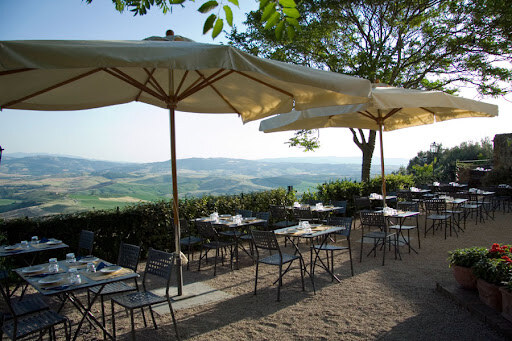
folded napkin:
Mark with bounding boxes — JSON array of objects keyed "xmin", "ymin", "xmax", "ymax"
[
  {"xmin": 95, "ymin": 262, "xmax": 107, "ymax": 271},
  {"xmin": 40, "ymin": 237, "xmax": 49, "ymax": 243}
]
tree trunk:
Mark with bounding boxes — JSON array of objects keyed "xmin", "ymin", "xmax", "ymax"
[{"xmin": 350, "ymin": 129, "xmax": 376, "ymax": 182}]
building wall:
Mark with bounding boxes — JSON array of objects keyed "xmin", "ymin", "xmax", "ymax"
[{"xmin": 493, "ymin": 133, "xmax": 512, "ymax": 171}]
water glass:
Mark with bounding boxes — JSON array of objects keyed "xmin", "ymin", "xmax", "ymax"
[
  {"xmin": 48, "ymin": 258, "xmax": 59, "ymax": 273},
  {"xmin": 68, "ymin": 268, "xmax": 81, "ymax": 284},
  {"xmin": 20, "ymin": 240, "xmax": 28, "ymax": 248},
  {"xmin": 31, "ymin": 236, "xmax": 39, "ymax": 244},
  {"xmin": 86, "ymin": 262, "xmax": 96, "ymax": 273},
  {"xmin": 66, "ymin": 253, "xmax": 76, "ymax": 263}
]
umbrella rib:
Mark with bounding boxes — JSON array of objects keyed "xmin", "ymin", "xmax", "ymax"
[
  {"xmin": 0, "ymin": 68, "xmax": 35, "ymax": 77},
  {"xmin": 358, "ymin": 110, "xmax": 377, "ymax": 121},
  {"xmin": 195, "ymin": 70, "xmax": 241, "ymax": 114},
  {"xmin": 0, "ymin": 68, "xmax": 103, "ymax": 109},
  {"xmin": 137, "ymin": 68, "xmax": 167, "ymax": 101},
  {"xmin": 383, "ymin": 108, "xmax": 402, "ymax": 120},
  {"xmin": 174, "ymin": 70, "xmax": 189, "ymax": 97},
  {"xmin": 104, "ymin": 68, "xmax": 168, "ymax": 103},
  {"xmin": 177, "ymin": 69, "xmax": 233, "ymax": 100},
  {"xmin": 234, "ymin": 70, "xmax": 294, "ymax": 98}
]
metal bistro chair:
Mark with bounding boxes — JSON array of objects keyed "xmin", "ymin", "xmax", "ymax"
[
  {"xmin": 424, "ymin": 199, "xmax": 455, "ymax": 239},
  {"xmin": 77, "ymin": 229, "xmax": 94, "ymax": 257},
  {"xmin": 111, "ymin": 248, "xmax": 180, "ymax": 341},
  {"xmin": 359, "ymin": 210, "xmax": 398, "ymax": 266},
  {"xmin": 269, "ymin": 205, "xmax": 296, "ymax": 229},
  {"xmin": 330, "ymin": 200, "xmax": 347, "ymax": 217},
  {"xmin": 251, "ymin": 230, "xmax": 305, "ymax": 301},
  {"xmin": 87, "ymin": 242, "xmax": 142, "ymax": 337},
  {"xmin": 388, "ymin": 202, "xmax": 421, "ymax": 253},
  {"xmin": 196, "ymin": 220, "xmax": 235, "ymax": 276},
  {"xmin": 239, "ymin": 211, "xmax": 270, "ymax": 258},
  {"xmin": 310, "ymin": 217, "xmax": 354, "ymax": 279},
  {"xmin": 179, "ymin": 219, "xmax": 202, "ymax": 270},
  {"xmin": 235, "ymin": 209, "xmax": 253, "ymax": 218},
  {"xmin": 0, "ymin": 273, "xmax": 70, "ymax": 341}
]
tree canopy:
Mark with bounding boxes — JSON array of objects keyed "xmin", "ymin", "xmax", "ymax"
[{"xmin": 228, "ymin": 0, "xmax": 511, "ymax": 181}]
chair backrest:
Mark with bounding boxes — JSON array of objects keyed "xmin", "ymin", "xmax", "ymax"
[
  {"xmin": 195, "ymin": 220, "xmax": 219, "ymax": 240},
  {"xmin": 255, "ymin": 211, "xmax": 270, "ymax": 229},
  {"xmin": 142, "ymin": 248, "xmax": 175, "ymax": 296},
  {"xmin": 359, "ymin": 210, "xmax": 386, "ymax": 229},
  {"xmin": 353, "ymin": 196, "xmax": 371, "ymax": 212},
  {"xmin": 294, "ymin": 206, "xmax": 313, "ymax": 220},
  {"xmin": 269, "ymin": 205, "xmax": 287, "ymax": 220},
  {"xmin": 397, "ymin": 190, "xmax": 412, "ymax": 201},
  {"xmin": 251, "ymin": 230, "xmax": 280, "ymax": 252},
  {"xmin": 331, "ymin": 200, "xmax": 347, "ymax": 214},
  {"xmin": 424, "ymin": 199, "xmax": 447, "ymax": 213},
  {"xmin": 78, "ymin": 230, "xmax": 94, "ymax": 256},
  {"xmin": 235, "ymin": 209, "xmax": 253, "ymax": 218},
  {"xmin": 327, "ymin": 216, "xmax": 353, "ymax": 237},
  {"xmin": 117, "ymin": 242, "xmax": 141, "ymax": 272},
  {"xmin": 397, "ymin": 201, "xmax": 419, "ymax": 212}
]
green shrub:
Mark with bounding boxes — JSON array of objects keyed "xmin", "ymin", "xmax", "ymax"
[
  {"xmin": 447, "ymin": 247, "xmax": 487, "ymax": 268},
  {"xmin": 473, "ymin": 258, "xmax": 511, "ymax": 285}
]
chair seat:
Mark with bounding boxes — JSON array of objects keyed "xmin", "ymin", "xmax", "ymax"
[
  {"xmin": 180, "ymin": 236, "xmax": 202, "ymax": 246},
  {"xmin": 389, "ymin": 225, "xmax": 417, "ymax": 231},
  {"xmin": 313, "ymin": 244, "xmax": 349, "ymax": 252},
  {"xmin": 11, "ymin": 296, "xmax": 49, "ymax": 316},
  {"xmin": 462, "ymin": 204, "xmax": 480, "ymax": 209},
  {"xmin": 363, "ymin": 231, "xmax": 396, "ymax": 239},
  {"xmin": 445, "ymin": 210, "xmax": 463, "ymax": 214},
  {"xmin": 239, "ymin": 234, "xmax": 253, "ymax": 240},
  {"xmin": 426, "ymin": 214, "xmax": 450, "ymax": 220},
  {"xmin": 89, "ymin": 281, "xmax": 136, "ymax": 295},
  {"xmin": 111, "ymin": 291, "xmax": 167, "ymax": 309},
  {"xmin": 2, "ymin": 310, "xmax": 67, "ymax": 339},
  {"xmin": 259, "ymin": 253, "xmax": 299, "ymax": 266}
]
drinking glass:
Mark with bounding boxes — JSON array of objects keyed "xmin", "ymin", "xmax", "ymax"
[
  {"xmin": 20, "ymin": 240, "xmax": 28, "ymax": 248},
  {"xmin": 31, "ymin": 236, "xmax": 39, "ymax": 244},
  {"xmin": 66, "ymin": 253, "xmax": 76, "ymax": 263},
  {"xmin": 48, "ymin": 258, "xmax": 59, "ymax": 273},
  {"xmin": 86, "ymin": 262, "xmax": 96, "ymax": 273},
  {"xmin": 68, "ymin": 268, "xmax": 81, "ymax": 284}
]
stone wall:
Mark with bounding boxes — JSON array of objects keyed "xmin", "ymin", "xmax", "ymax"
[{"xmin": 493, "ymin": 133, "xmax": 512, "ymax": 171}]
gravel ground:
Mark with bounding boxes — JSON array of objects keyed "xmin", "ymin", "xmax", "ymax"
[{"xmin": 13, "ymin": 210, "xmax": 512, "ymax": 340}]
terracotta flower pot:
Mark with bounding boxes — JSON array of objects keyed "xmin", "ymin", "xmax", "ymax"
[
  {"xmin": 500, "ymin": 287, "xmax": 512, "ymax": 322},
  {"xmin": 451, "ymin": 265, "xmax": 477, "ymax": 290},
  {"xmin": 477, "ymin": 278, "xmax": 502, "ymax": 311}
]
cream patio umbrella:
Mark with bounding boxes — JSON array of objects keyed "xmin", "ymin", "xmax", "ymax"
[
  {"xmin": 0, "ymin": 37, "xmax": 371, "ymax": 295},
  {"xmin": 260, "ymin": 84, "xmax": 499, "ymax": 207}
]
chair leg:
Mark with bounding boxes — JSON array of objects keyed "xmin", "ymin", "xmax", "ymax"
[
  {"xmin": 130, "ymin": 308, "xmax": 136, "ymax": 341},
  {"xmin": 149, "ymin": 306, "xmax": 158, "ymax": 330},
  {"xmin": 348, "ymin": 239, "xmax": 354, "ymax": 276},
  {"xmin": 277, "ymin": 263, "xmax": 282, "ymax": 301},
  {"xmin": 111, "ymin": 300, "xmax": 116, "ymax": 339},
  {"xmin": 359, "ymin": 231, "xmax": 364, "ymax": 262},
  {"xmin": 167, "ymin": 299, "xmax": 181, "ymax": 341},
  {"xmin": 254, "ymin": 262, "xmax": 259, "ymax": 295},
  {"xmin": 100, "ymin": 294, "xmax": 106, "ymax": 340}
]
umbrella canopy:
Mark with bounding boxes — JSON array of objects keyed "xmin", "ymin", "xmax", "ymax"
[
  {"xmin": 260, "ymin": 84, "xmax": 498, "ymax": 206},
  {"xmin": 0, "ymin": 38, "xmax": 372, "ymax": 295}
]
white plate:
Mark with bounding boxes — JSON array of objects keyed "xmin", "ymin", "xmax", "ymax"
[
  {"xmin": 22, "ymin": 266, "xmax": 45, "ymax": 274},
  {"xmin": 100, "ymin": 266, "xmax": 122, "ymax": 274},
  {"xmin": 46, "ymin": 240, "xmax": 62, "ymax": 245},
  {"xmin": 4, "ymin": 245, "xmax": 20, "ymax": 251},
  {"xmin": 220, "ymin": 214, "xmax": 231, "ymax": 218},
  {"xmin": 38, "ymin": 277, "xmax": 62, "ymax": 285},
  {"xmin": 79, "ymin": 256, "xmax": 99, "ymax": 263}
]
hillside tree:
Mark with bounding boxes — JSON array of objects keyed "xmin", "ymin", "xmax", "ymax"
[{"xmin": 228, "ymin": 0, "xmax": 511, "ymax": 182}]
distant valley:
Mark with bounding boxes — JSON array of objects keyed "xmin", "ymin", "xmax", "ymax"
[{"xmin": 0, "ymin": 155, "xmax": 405, "ymax": 219}]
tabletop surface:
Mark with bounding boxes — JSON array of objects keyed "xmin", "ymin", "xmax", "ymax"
[
  {"xmin": 15, "ymin": 258, "xmax": 137, "ymax": 295},
  {"xmin": 274, "ymin": 224, "xmax": 345, "ymax": 238},
  {"xmin": 0, "ymin": 240, "xmax": 69, "ymax": 257},
  {"xmin": 195, "ymin": 216, "xmax": 266, "ymax": 227}
]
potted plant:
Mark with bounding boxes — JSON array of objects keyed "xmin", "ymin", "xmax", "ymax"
[
  {"xmin": 447, "ymin": 247, "xmax": 487, "ymax": 290},
  {"xmin": 473, "ymin": 257, "xmax": 510, "ymax": 311},
  {"xmin": 500, "ymin": 277, "xmax": 512, "ymax": 322}
]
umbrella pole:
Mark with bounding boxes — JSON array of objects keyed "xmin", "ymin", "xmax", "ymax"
[
  {"xmin": 378, "ymin": 115, "xmax": 387, "ymax": 208},
  {"xmin": 169, "ymin": 70, "xmax": 183, "ymax": 296}
]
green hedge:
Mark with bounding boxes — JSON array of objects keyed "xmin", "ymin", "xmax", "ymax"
[{"xmin": 0, "ymin": 188, "xmax": 295, "ymax": 262}]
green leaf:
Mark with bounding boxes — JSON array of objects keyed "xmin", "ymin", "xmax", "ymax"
[
  {"xmin": 203, "ymin": 14, "xmax": 216, "ymax": 34},
  {"xmin": 198, "ymin": 1, "xmax": 219, "ymax": 13},
  {"xmin": 228, "ymin": 0, "xmax": 239, "ymax": 7},
  {"xmin": 169, "ymin": 0, "xmax": 186, "ymax": 3},
  {"xmin": 282, "ymin": 7, "xmax": 300, "ymax": 18},
  {"xmin": 264, "ymin": 12, "xmax": 280, "ymax": 29},
  {"xmin": 261, "ymin": 2, "xmax": 276, "ymax": 22},
  {"xmin": 285, "ymin": 17, "xmax": 299, "ymax": 28},
  {"xmin": 224, "ymin": 5, "xmax": 233, "ymax": 26},
  {"xmin": 275, "ymin": 21, "xmax": 285, "ymax": 40},
  {"xmin": 279, "ymin": 0, "xmax": 296, "ymax": 7},
  {"xmin": 212, "ymin": 18, "xmax": 224, "ymax": 38},
  {"xmin": 286, "ymin": 25, "xmax": 295, "ymax": 40},
  {"xmin": 259, "ymin": 0, "xmax": 270, "ymax": 10}
]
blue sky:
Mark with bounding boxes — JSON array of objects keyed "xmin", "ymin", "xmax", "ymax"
[{"xmin": 0, "ymin": 0, "xmax": 509, "ymax": 163}]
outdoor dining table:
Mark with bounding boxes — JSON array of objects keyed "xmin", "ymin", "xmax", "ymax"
[
  {"xmin": 383, "ymin": 210, "xmax": 421, "ymax": 254},
  {"xmin": 286, "ymin": 204, "xmax": 343, "ymax": 221},
  {"xmin": 194, "ymin": 215, "xmax": 266, "ymax": 268},
  {"xmin": 15, "ymin": 257, "xmax": 138, "ymax": 341},
  {"xmin": 274, "ymin": 223, "xmax": 346, "ymax": 287},
  {"xmin": 1, "ymin": 238, "xmax": 69, "ymax": 297}
]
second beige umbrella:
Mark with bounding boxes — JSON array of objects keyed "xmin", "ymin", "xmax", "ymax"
[{"xmin": 260, "ymin": 84, "xmax": 499, "ymax": 207}]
